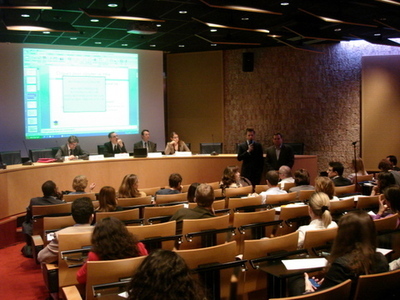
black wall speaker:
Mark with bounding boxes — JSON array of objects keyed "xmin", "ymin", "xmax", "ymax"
[{"xmin": 242, "ymin": 52, "xmax": 254, "ymax": 72}]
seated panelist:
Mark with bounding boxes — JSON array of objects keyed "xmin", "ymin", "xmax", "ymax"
[
  {"xmin": 133, "ymin": 129, "xmax": 157, "ymax": 152},
  {"xmin": 164, "ymin": 132, "xmax": 190, "ymax": 155},
  {"xmin": 55, "ymin": 135, "xmax": 89, "ymax": 160},
  {"xmin": 103, "ymin": 131, "xmax": 127, "ymax": 157}
]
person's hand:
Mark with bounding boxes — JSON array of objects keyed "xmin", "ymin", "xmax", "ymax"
[
  {"xmin": 89, "ymin": 182, "xmax": 96, "ymax": 191},
  {"xmin": 377, "ymin": 194, "xmax": 387, "ymax": 215},
  {"xmin": 248, "ymin": 143, "xmax": 254, "ymax": 152},
  {"xmin": 304, "ymin": 273, "xmax": 323, "ymax": 293},
  {"xmin": 170, "ymin": 140, "xmax": 177, "ymax": 146},
  {"xmin": 69, "ymin": 155, "xmax": 76, "ymax": 160},
  {"xmin": 117, "ymin": 139, "xmax": 124, "ymax": 147}
]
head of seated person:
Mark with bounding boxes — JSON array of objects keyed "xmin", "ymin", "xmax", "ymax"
[
  {"xmin": 71, "ymin": 175, "xmax": 88, "ymax": 193},
  {"xmin": 294, "ymin": 169, "xmax": 311, "ymax": 186},
  {"xmin": 194, "ymin": 183, "xmax": 214, "ymax": 211},
  {"xmin": 315, "ymin": 176, "xmax": 336, "ymax": 200},
  {"xmin": 72, "ymin": 197, "xmax": 94, "ymax": 224},
  {"xmin": 97, "ymin": 186, "xmax": 120, "ymax": 212},
  {"xmin": 220, "ymin": 165, "xmax": 242, "ymax": 189},
  {"xmin": 118, "ymin": 174, "xmax": 143, "ymax": 198},
  {"xmin": 266, "ymin": 170, "xmax": 280, "ymax": 188},
  {"xmin": 187, "ymin": 182, "xmax": 200, "ymax": 203}
]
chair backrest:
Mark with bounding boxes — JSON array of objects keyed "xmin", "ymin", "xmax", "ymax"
[
  {"xmin": 127, "ymin": 221, "xmax": 177, "ymax": 251},
  {"xmin": 228, "ymin": 196, "xmax": 263, "ymax": 212},
  {"xmin": 353, "ymin": 174, "xmax": 374, "ymax": 183},
  {"xmin": 267, "ymin": 192, "xmax": 297, "ymax": 206},
  {"xmin": 214, "ymin": 188, "xmax": 224, "ymax": 199},
  {"xmin": 0, "ymin": 150, "xmax": 22, "ymax": 165},
  {"xmin": 188, "ymin": 199, "xmax": 225, "ymax": 210},
  {"xmin": 31, "ymin": 202, "xmax": 72, "ymax": 236},
  {"xmin": 199, "ymin": 142, "xmax": 223, "ymax": 154},
  {"xmin": 356, "ymin": 196, "xmax": 379, "ymax": 210},
  {"xmin": 276, "ymin": 204, "xmax": 309, "ymax": 236},
  {"xmin": 298, "ymin": 190, "xmax": 315, "ymax": 201},
  {"xmin": 207, "ymin": 181, "xmax": 221, "ymax": 190},
  {"xmin": 155, "ymin": 192, "xmax": 188, "ymax": 205},
  {"xmin": 95, "ymin": 208, "xmax": 140, "ymax": 224},
  {"xmin": 334, "ymin": 184, "xmax": 356, "ymax": 196},
  {"xmin": 97, "ymin": 144, "xmax": 105, "ymax": 155},
  {"xmin": 374, "ymin": 213, "xmax": 399, "ymax": 233},
  {"xmin": 225, "ymin": 186, "xmax": 253, "ymax": 198},
  {"xmin": 352, "ymin": 268, "xmax": 400, "ymax": 300},
  {"xmin": 329, "ymin": 198, "xmax": 355, "ymax": 214},
  {"xmin": 117, "ymin": 196, "xmax": 152, "ymax": 207},
  {"xmin": 143, "ymin": 204, "xmax": 185, "ymax": 224},
  {"xmin": 302, "ymin": 227, "xmax": 338, "ymax": 255},
  {"xmin": 282, "ymin": 182, "xmax": 296, "ymax": 191},
  {"xmin": 85, "ymin": 256, "xmax": 146, "ymax": 300},
  {"xmin": 180, "ymin": 214, "xmax": 230, "ymax": 249},
  {"xmin": 29, "ymin": 148, "xmax": 54, "ymax": 162},
  {"xmin": 269, "ymin": 279, "xmax": 352, "ymax": 300},
  {"xmin": 181, "ymin": 184, "xmax": 190, "ymax": 193},
  {"xmin": 42, "ymin": 215, "xmax": 75, "ymax": 245},
  {"xmin": 139, "ymin": 186, "xmax": 162, "ymax": 196},
  {"xmin": 255, "ymin": 185, "xmax": 269, "ymax": 194},
  {"xmin": 63, "ymin": 193, "xmax": 96, "ymax": 202}
]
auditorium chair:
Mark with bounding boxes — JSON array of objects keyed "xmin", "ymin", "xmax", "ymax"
[
  {"xmin": 188, "ymin": 199, "xmax": 225, "ymax": 210},
  {"xmin": 266, "ymin": 192, "xmax": 298, "ymax": 207},
  {"xmin": 95, "ymin": 208, "xmax": 141, "ymax": 225},
  {"xmin": 0, "ymin": 150, "xmax": 22, "ymax": 165},
  {"xmin": 356, "ymin": 195, "xmax": 379, "ymax": 211},
  {"xmin": 275, "ymin": 204, "xmax": 309, "ymax": 236},
  {"xmin": 329, "ymin": 198, "xmax": 355, "ymax": 221},
  {"xmin": 199, "ymin": 142, "xmax": 223, "ymax": 154},
  {"xmin": 63, "ymin": 193, "xmax": 96, "ymax": 202},
  {"xmin": 334, "ymin": 184, "xmax": 356, "ymax": 197},
  {"xmin": 154, "ymin": 192, "xmax": 188, "ymax": 205},
  {"xmin": 255, "ymin": 184, "xmax": 269, "ymax": 194},
  {"xmin": 298, "ymin": 190, "xmax": 315, "ymax": 201},
  {"xmin": 139, "ymin": 186, "xmax": 163, "ymax": 196},
  {"xmin": 302, "ymin": 227, "xmax": 338, "ymax": 255},
  {"xmin": 143, "ymin": 204, "xmax": 185, "ymax": 224},
  {"xmin": 224, "ymin": 186, "xmax": 253, "ymax": 198},
  {"xmin": 282, "ymin": 182, "xmax": 296, "ymax": 191},
  {"xmin": 117, "ymin": 196, "xmax": 153, "ymax": 218},
  {"xmin": 29, "ymin": 148, "xmax": 54, "ymax": 162}
]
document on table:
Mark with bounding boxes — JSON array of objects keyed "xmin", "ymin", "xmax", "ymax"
[{"xmin": 282, "ymin": 258, "xmax": 327, "ymax": 270}]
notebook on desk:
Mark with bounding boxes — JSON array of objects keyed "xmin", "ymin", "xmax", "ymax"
[{"xmin": 133, "ymin": 148, "xmax": 147, "ymax": 158}]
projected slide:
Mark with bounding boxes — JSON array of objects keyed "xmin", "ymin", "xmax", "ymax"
[{"xmin": 23, "ymin": 48, "xmax": 139, "ymax": 139}]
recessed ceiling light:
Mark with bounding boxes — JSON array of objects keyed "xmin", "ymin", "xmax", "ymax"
[
  {"xmin": 281, "ymin": 2, "xmax": 290, "ymax": 6},
  {"xmin": 21, "ymin": 14, "xmax": 30, "ymax": 18},
  {"xmin": 43, "ymin": 31, "xmax": 50, "ymax": 34},
  {"xmin": 70, "ymin": 37, "xmax": 77, "ymax": 40},
  {"xmin": 334, "ymin": 28, "xmax": 342, "ymax": 32},
  {"xmin": 108, "ymin": 3, "xmax": 118, "ymax": 8},
  {"xmin": 90, "ymin": 19, "xmax": 99, "ymax": 23},
  {"xmin": 156, "ymin": 24, "xmax": 162, "ymax": 27},
  {"xmin": 121, "ymin": 43, "xmax": 128, "ymax": 46},
  {"xmin": 178, "ymin": 44, "xmax": 185, "ymax": 47},
  {"xmin": 211, "ymin": 43, "xmax": 217, "ymax": 46},
  {"xmin": 374, "ymin": 33, "xmax": 381, "ymax": 36},
  {"xmin": 95, "ymin": 41, "xmax": 102, "ymax": 44},
  {"xmin": 150, "ymin": 44, "xmax": 156, "ymax": 47},
  {"xmin": 241, "ymin": 17, "xmax": 249, "ymax": 21},
  {"xmin": 210, "ymin": 28, "xmax": 217, "ymax": 32},
  {"xmin": 179, "ymin": 10, "xmax": 187, "ymax": 14}
]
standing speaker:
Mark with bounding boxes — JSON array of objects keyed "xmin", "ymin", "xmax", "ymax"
[{"xmin": 242, "ymin": 52, "xmax": 254, "ymax": 72}]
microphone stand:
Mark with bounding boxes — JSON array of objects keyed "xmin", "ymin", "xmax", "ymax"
[{"xmin": 352, "ymin": 141, "xmax": 358, "ymax": 191}]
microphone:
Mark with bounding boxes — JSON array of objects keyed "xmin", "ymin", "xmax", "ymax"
[
  {"xmin": 352, "ymin": 141, "xmax": 358, "ymax": 146},
  {"xmin": 211, "ymin": 134, "xmax": 218, "ymax": 156},
  {"xmin": 22, "ymin": 140, "xmax": 33, "ymax": 165}
]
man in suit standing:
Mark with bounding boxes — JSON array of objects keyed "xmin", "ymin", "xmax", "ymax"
[
  {"xmin": 265, "ymin": 133, "xmax": 294, "ymax": 171},
  {"xmin": 103, "ymin": 131, "xmax": 127, "ymax": 157},
  {"xmin": 134, "ymin": 129, "xmax": 157, "ymax": 152},
  {"xmin": 237, "ymin": 128, "xmax": 264, "ymax": 186},
  {"xmin": 55, "ymin": 135, "xmax": 89, "ymax": 160}
]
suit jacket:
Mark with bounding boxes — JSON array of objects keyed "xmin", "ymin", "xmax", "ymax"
[
  {"xmin": 55, "ymin": 144, "xmax": 89, "ymax": 160},
  {"xmin": 103, "ymin": 141, "xmax": 127, "ymax": 157},
  {"xmin": 164, "ymin": 141, "xmax": 190, "ymax": 155},
  {"xmin": 332, "ymin": 176, "xmax": 352, "ymax": 187},
  {"xmin": 133, "ymin": 140, "xmax": 157, "ymax": 152},
  {"xmin": 265, "ymin": 144, "xmax": 295, "ymax": 171},
  {"xmin": 237, "ymin": 141, "xmax": 264, "ymax": 186}
]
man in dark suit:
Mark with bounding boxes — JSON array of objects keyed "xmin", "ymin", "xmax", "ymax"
[
  {"xmin": 103, "ymin": 131, "xmax": 127, "ymax": 157},
  {"xmin": 265, "ymin": 133, "xmax": 295, "ymax": 171},
  {"xmin": 237, "ymin": 128, "xmax": 264, "ymax": 186},
  {"xmin": 133, "ymin": 129, "xmax": 157, "ymax": 152},
  {"xmin": 55, "ymin": 135, "xmax": 89, "ymax": 160},
  {"xmin": 328, "ymin": 161, "xmax": 352, "ymax": 186}
]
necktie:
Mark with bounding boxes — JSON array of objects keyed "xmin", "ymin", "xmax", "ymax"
[
  {"xmin": 114, "ymin": 145, "xmax": 117, "ymax": 152},
  {"xmin": 69, "ymin": 149, "xmax": 72, "ymax": 156},
  {"xmin": 144, "ymin": 142, "xmax": 148, "ymax": 150}
]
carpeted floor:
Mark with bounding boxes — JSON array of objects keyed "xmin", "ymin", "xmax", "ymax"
[{"xmin": 0, "ymin": 242, "xmax": 48, "ymax": 299}]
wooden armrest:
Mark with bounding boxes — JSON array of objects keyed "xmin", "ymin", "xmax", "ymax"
[
  {"xmin": 32, "ymin": 234, "xmax": 44, "ymax": 247},
  {"xmin": 42, "ymin": 263, "xmax": 59, "ymax": 293},
  {"xmin": 62, "ymin": 285, "xmax": 83, "ymax": 300}
]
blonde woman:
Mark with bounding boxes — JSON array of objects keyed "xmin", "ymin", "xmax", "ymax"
[
  {"xmin": 314, "ymin": 176, "xmax": 339, "ymax": 201},
  {"xmin": 296, "ymin": 192, "xmax": 337, "ymax": 248},
  {"xmin": 347, "ymin": 158, "xmax": 368, "ymax": 183}
]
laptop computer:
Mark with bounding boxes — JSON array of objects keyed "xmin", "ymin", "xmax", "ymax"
[{"xmin": 133, "ymin": 148, "xmax": 148, "ymax": 158}]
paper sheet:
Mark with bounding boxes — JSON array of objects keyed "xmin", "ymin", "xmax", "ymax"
[{"xmin": 282, "ymin": 258, "xmax": 327, "ymax": 270}]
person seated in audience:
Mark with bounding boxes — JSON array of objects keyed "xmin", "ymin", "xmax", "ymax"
[
  {"xmin": 38, "ymin": 197, "xmax": 94, "ymax": 264},
  {"xmin": 164, "ymin": 132, "xmax": 190, "ymax": 155},
  {"xmin": 387, "ymin": 155, "xmax": 400, "ymax": 171},
  {"xmin": 68, "ymin": 175, "xmax": 96, "ymax": 194},
  {"xmin": 118, "ymin": 174, "xmax": 146, "ymax": 198},
  {"xmin": 378, "ymin": 159, "xmax": 400, "ymax": 186},
  {"xmin": 347, "ymin": 158, "xmax": 369, "ymax": 183},
  {"xmin": 298, "ymin": 210, "xmax": 388, "ymax": 295},
  {"xmin": 278, "ymin": 165, "xmax": 295, "ymax": 189},
  {"xmin": 128, "ymin": 249, "xmax": 206, "ymax": 300},
  {"xmin": 133, "ymin": 129, "xmax": 157, "ymax": 152},
  {"xmin": 96, "ymin": 186, "xmax": 122, "ymax": 212},
  {"xmin": 187, "ymin": 182, "xmax": 200, "ymax": 203},
  {"xmin": 55, "ymin": 135, "xmax": 89, "ymax": 160},
  {"xmin": 327, "ymin": 162, "xmax": 352, "ymax": 186},
  {"xmin": 372, "ymin": 185, "xmax": 400, "ymax": 228},
  {"xmin": 219, "ymin": 165, "xmax": 251, "ymax": 195},
  {"xmin": 76, "ymin": 217, "xmax": 148, "ymax": 285},
  {"xmin": 103, "ymin": 131, "xmax": 127, "ymax": 157},
  {"xmin": 314, "ymin": 176, "xmax": 339, "ymax": 201},
  {"xmin": 296, "ymin": 192, "xmax": 337, "ymax": 248},
  {"xmin": 370, "ymin": 172, "xmax": 396, "ymax": 196},
  {"xmin": 155, "ymin": 173, "xmax": 183, "ymax": 197},
  {"xmin": 259, "ymin": 170, "xmax": 287, "ymax": 204},
  {"xmin": 288, "ymin": 169, "xmax": 315, "ymax": 193}
]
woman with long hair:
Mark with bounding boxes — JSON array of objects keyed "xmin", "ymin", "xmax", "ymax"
[
  {"xmin": 219, "ymin": 165, "xmax": 251, "ymax": 191},
  {"xmin": 128, "ymin": 249, "xmax": 206, "ymax": 300},
  {"xmin": 76, "ymin": 217, "xmax": 148, "ymax": 284},
  {"xmin": 297, "ymin": 192, "xmax": 337, "ymax": 248},
  {"xmin": 347, "ymin": 158, "xmax": 368, "ymax": 183},
  {"xmin": 164, "ymin": 132, "xmax": 190, "ymax": 155},
  {"xmin": 370, "ymin": 172, "xmax": 396, "ymax": 196},
  {"xmin": 118, "ymin": 174, "xmax": 146, "ymax": 198},
  {"xmin": 373, "ymin": 185, "xmax": 400, "ymax": 228},
  {"xmin": 187, "ymin": 182, "xmax": 200, "ymax": 203},
  {"xmin": 314, "ymin": 176, "xmax": 339, "ymax": 201},
  {"xmin": 96, "ymin": 186, "xmax": 122, "ymax": 212}
]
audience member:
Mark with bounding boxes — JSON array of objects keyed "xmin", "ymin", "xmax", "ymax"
[
  {"xmin": 265, "ymin": 133, "xmax": 294, "ymax": 171},
  {"xmin": 259, "ymin": 170, "xmax": 287, "ymax": 204},
  {"xmin": 278, "ymin": 165, "xmax": 295, "ymax": 189},
  {"xmin": 327, "ymin": 162, "xmax": 352, "ymax": 186},
  {"xmin": 219, "ymin": 165, "xmax": 251, "ymax": 192},
  {"xmin": 296, "ymin": 192, "xmax": 337, "ymax": 248},
  {"xmin": 347, "ymin": 158, "xmax": 369, "ymax": 183},
  {"xmin": 55, "ymin": 135, "xmax": 88, "ymax": 160},
  {"xmin": 187, "ymin": 182, "xmax": 200, "ymax": 203},
  {"xmin": 155, "ymin": 173, "xmax": 183, "ymax": 196},
  {"xmin": 128, "ymin": 249, "xmax": 206, "ymax": 300},
  {"xmin": 103, "ymin": 131, "xmax": 127, "ymax": 157},
  {"xmin": 164, "ymin": 132, "xmax": 190, "ymax": 155},
  {"xmin": 118, "ymin": 174, "xmax": 146, "ymax": 198},
  {"xmin": 387, "ymin": 155, "xmax": 400, "ymax": 171},
  {"xmin": 69, "ymin": 175, "xmax": 96, "ymax": 194},
  {"xmin": 372, "ymin": 185, "xmax": 400, "ymax": 228},
  {"xmin": 96, "ymin": 186, "xmax": 122, "ymax": 212},
  {"xmin": 378, "ymin": 159, "xmax": 400, "ymax": 186},
  {"xmin": 314, "ymin": 176, "xmax": 339, "ymax": 201},
  {"xmin": 38, "ymin": 197, "xmax": 94, "ymax": 264},
  {"xmin": 76, "ymin": 217, "xmax": 148, "ymax": 284},
  {"xmin": 237, "ymin": 128, "xmax": 264, "ymax": 186},
  {"xmin": 289, "ymin": 169, "xmax": 315, "ymax": 193},
  {"xmin": 299, "ymin": 210, "xmax": 388, "ymax": 294},
  {"xmin": 370, "ymin": 172, "xmax": 396, "ymax": 196},
  {"xmin": 134, "ymin": 129, "xmax": 157, "ymax": 152}
]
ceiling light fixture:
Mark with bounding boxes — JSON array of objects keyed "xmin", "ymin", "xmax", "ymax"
[
  {"xmin": 376, "ymin": 0, "xmax": 400, "ymax": 5},
  {"xmin": 0, "ymin": 5, "xmax": 52, "ymax": 9},
  {"xmin": 4, "ymin": 20, "xmax": 78, "ymax": 32},
  {"xmin": 200, "ymin": 0, "xmax": 282, "ymax": 15},
  {"xmin": 193, "ymin": 17, "xmax": 270, "ymax": 33},
  {"xmin": 127, "ymin": 22, "xmax": 157, "ymax": 34}
]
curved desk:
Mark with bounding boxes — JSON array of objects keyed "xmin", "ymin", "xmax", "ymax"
[{"xmin": 0, "ymin": 154, "xmax": 317, "ymax": 219}]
